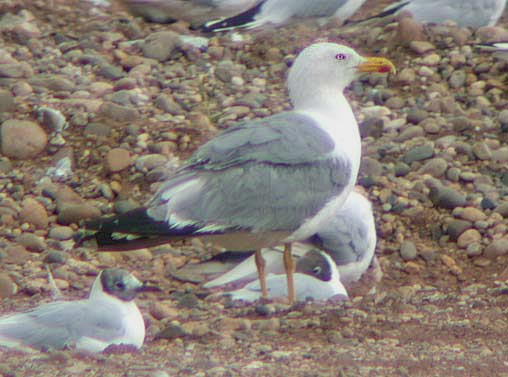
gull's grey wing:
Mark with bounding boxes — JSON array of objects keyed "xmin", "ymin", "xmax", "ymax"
[
  {"xmin": 288, "ymin": 0, "xmax": 351, "ymax": 18},
  {"xmin": 0, "ymin": 299, "xmax": 125, "ymax": 350},
  {"xmin": 147, "ymin": 111, "xmax": 351, "ymax": 234}
]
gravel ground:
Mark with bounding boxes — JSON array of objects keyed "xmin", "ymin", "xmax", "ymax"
[{"xmin": 2, "ymin": 0, "xmax": 508, "ymax": 376}]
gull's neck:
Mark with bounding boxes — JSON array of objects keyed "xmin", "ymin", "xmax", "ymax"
[
  {"xmin": 291, "ymin": 85, "xmax": 348, "ymax": 113},
  {"xmin": 292, "ymin": 88, "xmax": 361, "ymax": 163}
]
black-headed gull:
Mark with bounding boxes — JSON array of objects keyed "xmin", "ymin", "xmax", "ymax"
[{"xmin": 0, "ymin": 268, "xmax": 158, "ymax": 353}]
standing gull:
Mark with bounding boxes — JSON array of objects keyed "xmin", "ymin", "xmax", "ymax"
[
  {"xmin": 202, "ymin": 190, "xmax": 377, "ymax": 289},
  {"xmin": 200, "ymin": 0, "xmax": 367, "ymax": 32},
  {"xmin": 85, "ymin": 43, "xmax": 395, "ymax": 304},
  {"xmin": 356, "ymin": 0, "xmax": 506, "ymax": 29},
  {"xmin": 0, "ymin": 269, "xmax": 158, "ymax": 353}
]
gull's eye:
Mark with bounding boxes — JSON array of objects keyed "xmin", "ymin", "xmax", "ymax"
[
  {"xmin": 312, "ymin": 266, "xmax": 322, "ymax": 275},
  {"xmin": 335, "ymin": 53, "xmax": 347, "ymax": 61},
  {"xmin": 115, "ymin": 281, "xmax": 126, "ymax": 290}
]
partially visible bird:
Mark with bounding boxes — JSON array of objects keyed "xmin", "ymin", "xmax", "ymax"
[
  {"xmin": 0, "ymin": 268, "xmax": 158, "ymax": 353},
  {"xmin": 354, "ymin": 0, "xmax": 506, "ymax": 29},
  {"xmin": 224, "ymin": 250, "xmax": 348, "ymax": 302},
  {"xmin": 118, "ymin": 0, "xmax": 258, "ymax": 25},
  {"xmin": 203, "ymin": 190, "xmax": 377, "ymax": 288},
  {"xmin": 476, "ymin": 41, "xmax": 508, "ymax": 56},
  {"xmin": 83, "ymin": 43, "xmax": 395, "ymax": 305},
  {"xmin": 200, "ymin": 0, "xmax": 367, "ymax": 32}
]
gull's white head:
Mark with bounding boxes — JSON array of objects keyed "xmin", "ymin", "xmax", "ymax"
[{"xmin": 287, "ymin": 43, "xmax": 395, "ymax": 109}]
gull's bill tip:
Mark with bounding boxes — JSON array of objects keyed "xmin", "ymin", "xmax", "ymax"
[
  {"xmin": 357, "ymin": 57, "xmax": 396, "ymax": 75},
  {"xmin": 137, "ymin": 281, "xmax": 162, "ymax": 293}
]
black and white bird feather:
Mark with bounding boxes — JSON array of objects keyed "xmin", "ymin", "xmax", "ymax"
[{"xmin": 200, "ymin": 0, "xmax": 367, "ymax": 32}]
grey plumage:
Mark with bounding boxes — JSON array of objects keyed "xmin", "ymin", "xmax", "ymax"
[
  {"xmin": 90, "ymin": 112, "xmax": 350, "ymax": 247},
  {"xmin": 358, "ymin": 0, "xmax": 506, "ymax": 28}
]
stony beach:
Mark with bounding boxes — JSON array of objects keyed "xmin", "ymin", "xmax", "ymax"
[{"xmin": 1, "ymin": 0, "xmax": 508, "ymax": 375}]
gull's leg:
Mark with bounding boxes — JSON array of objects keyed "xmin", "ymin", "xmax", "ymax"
[
  {"xmin": 283, "ymin": 243, "xmax": 295, "ymax": 304},
  {"xmin": 255, "ymin": 249, "xmax": 268, "ymax": 299}
]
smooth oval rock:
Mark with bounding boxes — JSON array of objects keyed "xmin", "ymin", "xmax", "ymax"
[
  {"xmin": 1, "ymin": 119, "xmax": 48, "ymax": 159},
  {"xmin": 19, "ymin": 197, "xmax": 49, "ymax": 229},
  {"xmin": 484, "ymin": 239, "xmax": 508, "ymax": 258},
  {"xmin": 105, "ymin": 148, "xmax": 131, "ymax": 173}
]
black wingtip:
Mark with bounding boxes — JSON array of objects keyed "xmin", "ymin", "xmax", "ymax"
[
  {"xmin": 78, "ymin": 207, "xmax": 234, "ymax": 251},
  {"xmin": 199, "ymin": 0, "xmax": 266, "ymax": 32},
  {"xmin": 350, "ymin": 1, "xmax": 410, "ymax": 25}
]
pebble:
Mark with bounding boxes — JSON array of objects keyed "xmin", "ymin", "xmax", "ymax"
[
  {"xmin": 48, "ymin": 226, "xmax": 74, "ymax": 241},
  {"xmin": 427, "ymin": 181, "xmax": 466, "ymax": 209},
  {"xmin": 28, "ymin": 74, "xmax": 75, "ymax": 91},
  {"xmin": 155, "ymin": 94, "xmax": 184, "ymax": 115},
  {"xmin": 408, "ymin": 41, "xmax": 434, "ymax": 55},
  {"xmin": 446, "ymin": 220, "xmax": 471, "ymax": 241},
  {"xmin": 3, "ymin": 245, "xmax": 30, "ymax": 264},
  {"xmin": 466, "ymin": 243, "xmax": 483, "ymax": 257},
  {"xmin": 155, "ymin": 322, "xmax": 187, "ymax": 340},
  {"xmin": 1, "ymin": 119, "xmax": 47, "ymax": 159},
  {"xmin": 0, "ymin": 88, "xmax": 14, "ymax": 113},
  {"xmin": 400, "ymin": 241, "xmax": 418, "ymax": 261},
  {"xmin": 456, "ymin": 207, "xmax": 486, "ymax": 222},
  {"xmin": 396, "ymin": 126, "xmax": 424, "ymax": 142},
  {"xmin": 149, "ymin": 301, "xmax": 178, "ymax": 321},
  {"xmin": 105, "ymin": 148, "xmax": 131, "ymax": 173},
  {"xmin": 0, "ymin": 273, "xmax": 17, "ymax": 298},
  {"xmin": 57, "ymin": 204, "xmax": 101, "ymax": 225},
  {"xmin": 141, "ymin": 31, "xmax": 181, "ymax": 62},
  {"xmin": 471, "ymin": 142, "xmax": 492, "ymax": 161},
  {"xmin": 359, "ymin": 118, "xmax": 383, "ymax": 138},
  {"xmin": 484, "ymin": 239, "xmax": 508, "ymax": 258},
  {"xmin": 448, "ymin": 71, "xmax": 466, "ymax": 88},
  {"xmin": 99, "ymin": 102, "xmax": 139, "ymax": 122},
  {"xmin": 135, "ymin": 154, "xmax": 168, "ymax": 172},
  {"xmin": 19, "ymin": 197, "xmax": 49, "ymax": 229},
  {"xmin": 403, "ymin": 144, "xmax": 434, "ymax": 164},
  {"xmin": 17, "ymin": 232, "xmax": 46, "ymax": 252},
  {"xmin": 37, "ymin": 107, "xmax": 66, "ymax": 132},
  {"xmin": 456, "ymin": 229, "xmax": 481, "ymax": 249},
  {"xmin": 418, "ymin": 158, "xmax": 447, "ymax": 178},
  {"xmin": 44, "ymin": 250, "xmax": 66, "ymax": 264}
]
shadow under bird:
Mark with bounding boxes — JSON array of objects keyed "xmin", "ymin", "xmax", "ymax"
[
  {"xmin": 354, "ymin": 0, "xmax": 506, "ymax": 29},
  {"xmin": 200, "ymin": 0, "xmax": 367, "ymax": 32},
  {"xmin": 84, "ymin": 42, "xmax": 395, "ymax": 305},
  {"xmin": 0, "ymin": 268, "xmax": 158, "ymax": 353}
]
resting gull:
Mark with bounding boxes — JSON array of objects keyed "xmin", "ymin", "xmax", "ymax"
[
  {"xmin": 0, "ymin": 269, "xmax": 159, "ymax": 353},
  {"xmin": 200, "ymin": 0, "xmax": 367, "ymax": 32},
  {"xmin": 356, "ymin": 0, "xmax": 506, "ymax": 29},
  {"xmin": 84, "ymin": 43, "xmax": 395, "ymax": 304},
  {"xmin": 202, "ymin": 190, "xmax": 377, "ymax": 289},
  {"xmin": 224, "ymin": 250, "xmax": 348, "ymax": 302}
]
